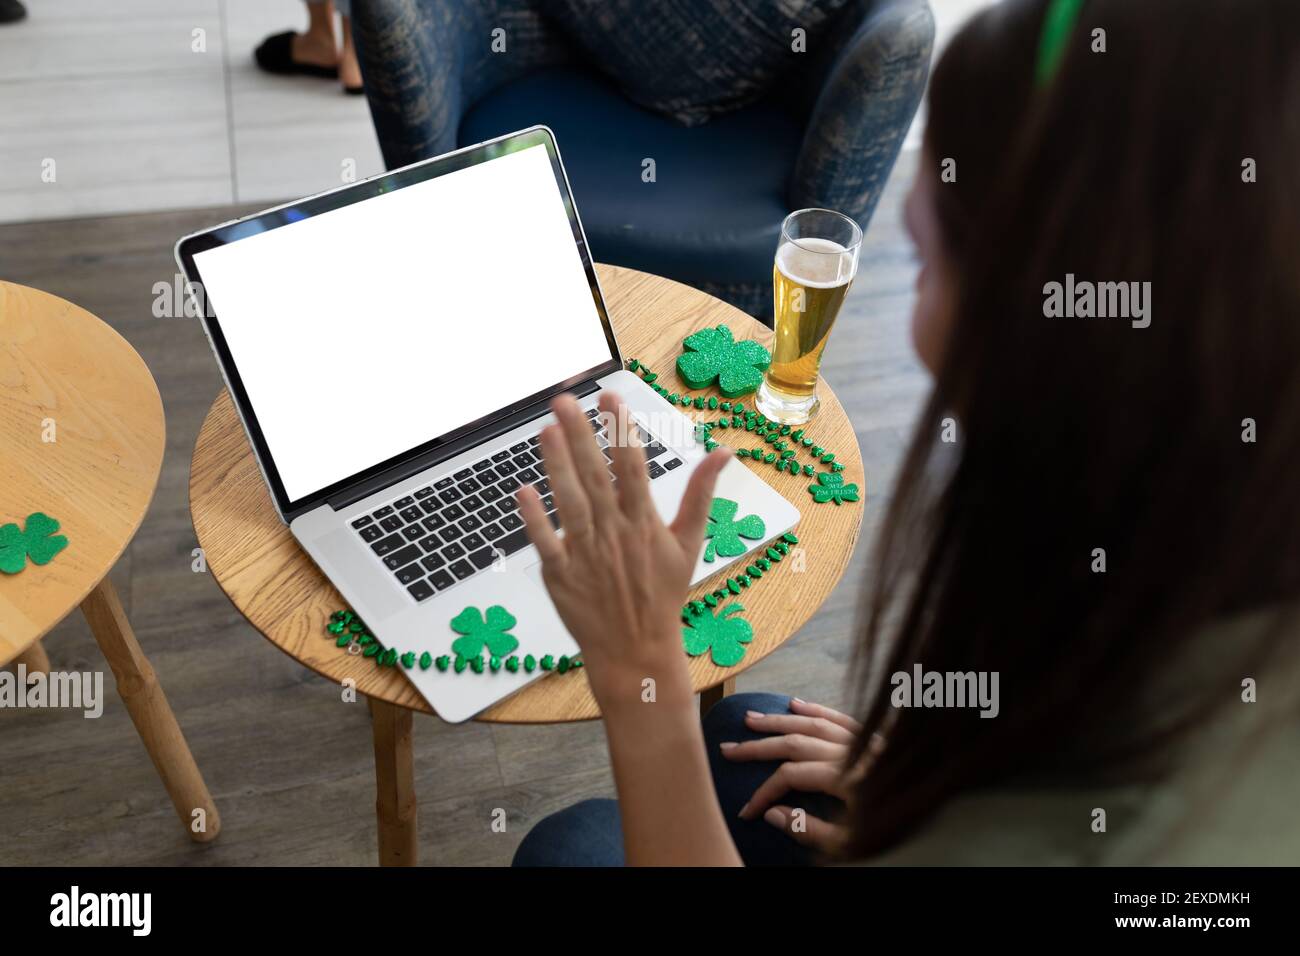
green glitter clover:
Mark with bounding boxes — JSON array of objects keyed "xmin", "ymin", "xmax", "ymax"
[
  {"xmin": 449, "ymin": 604, "xmax": 520, "ymax": 659},
  {"xmin": 703, "ymin": 497, "xmax": 766, "ymax": 563},
  {"xmin": 807, "ymin": 472, "xmax": 860, "ymax": 505},
  {"xmin": 682, "ymin": 601, "xmax": 753, "ymax": 667},
  {"xmin": 676, "ymin": 325, "xmax": 771, "ymax": 397},
  {"xmin": 0, "ymin": 512, "xmax": 69, "ymax": 575}
]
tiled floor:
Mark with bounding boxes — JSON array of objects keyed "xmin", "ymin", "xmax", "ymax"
[
  {"xmin": 0, "ymin": 0, "xmax": 995, "ymax": 225},
  {"xmin": 0, "ymin": 0, "xmax": 384, "ymax": 224}
]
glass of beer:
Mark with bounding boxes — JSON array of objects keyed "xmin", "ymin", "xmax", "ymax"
[{"xmin": 756, "ymin": 208, "xmax": 861, "ymax": 424}]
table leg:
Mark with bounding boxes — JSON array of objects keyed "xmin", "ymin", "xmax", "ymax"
[
  {"xmin": 81, "ymin": 578, "xmax": 221, "ymax": 844},
  {"xmin": 370, "ymin": 697, "xmax": 417, "ymax": 866},
  {"xmin": 700, "ymin": 678, "xmax": 736, "ymax": 719},
  {"xmin": 13, "ymin": 640, "xmax": 50, "ymax": 677}
]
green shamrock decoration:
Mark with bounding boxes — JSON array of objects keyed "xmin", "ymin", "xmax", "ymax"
[
  {"xmin": 676, "ymin": 324, "xmax": 772, "ymax": 397},
  {"xmin": 682, "ymin": 601, "xmax": 753, "ymax": 667},
  {"xmin": 807, "ymin": 472, "xmax": 860, "ymax": 505},
  {"xmin": 449, "ymin": 604, "xmax": 519, "ymax": 659},
  {"xmin": 0, "ymin": 512, "xmax": 69, "ymax": 575},
  {"xmin": 703, "ymin": 497, "xmax": 766, "ymax": 563}
]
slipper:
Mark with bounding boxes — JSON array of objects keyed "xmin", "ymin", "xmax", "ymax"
[
  {"xmin": 0, "ymin": 0, "xmax": 28, "ymax": 24},
  {"xmin": 254, "ymin": 31, "xmax": 339, "ymax": 79}
]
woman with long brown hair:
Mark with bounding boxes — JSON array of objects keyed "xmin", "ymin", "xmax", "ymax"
[{"xmin": 512, "ymin": 0, "xmax": 1300, "ymax": 865}]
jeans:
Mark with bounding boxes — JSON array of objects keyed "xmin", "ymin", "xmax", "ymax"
[{"xmin": 512, "ymin": 692, "xmax": 843, "ymax": 866}]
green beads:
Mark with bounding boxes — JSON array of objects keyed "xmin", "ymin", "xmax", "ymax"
[
  {"xmin": 470, "ymin": 655, "xmax": 485, "ymax": 673},
  {"xmin": 489, "ymin": 655, "xmax": 502, "ymax": 672},
  {"xmin": 782, "ymin": 531, "xmax": 799, "ymax": 544},
  {"xmin": 435, "ymin": 655, "xmax": 450, "ymax": 672},
  {"xmin": 708, "ymin": 396, "xmax": 719, "ymax": 410},
  {"xmin": 506, "ymin": 655, "xmax": 520, "ymax": 672},
  {"xmin": 524, "ymin": 654, "xmax": 537, "ymax": 673},
  {"xmin": 803, "ymin": 464, "xmax": 815, "ymax": 476},
  {"xmin": 540, "ymin": 654, "xmax": 555, "ymax": 671},
  {"xmin": 400, "ymin": 651, "xmax": 416, "ymax": 669}
]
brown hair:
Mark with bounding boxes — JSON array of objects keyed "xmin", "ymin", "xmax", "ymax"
[{"xmin": 843, "ymin": 0, "xmax": 1300, "ymax": 858}]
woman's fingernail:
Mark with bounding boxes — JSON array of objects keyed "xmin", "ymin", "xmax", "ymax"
[
  {"xmin": 792, "ymin": 697, "xmax": 805, "ymax": 704},
  {"xmin": 763, "ymin": 808, "xmax": 786, "ymax": 828},
  {"xmin": 719, "ymin": 741, "xmax": 738, "ymax": 751},
  {"xmin": 738, "ymin": 801, "xmax": 750, "ymax": 818},
  {"xmin": 746, "ymin": 710, "xmax": 764, "ymax": 719}
]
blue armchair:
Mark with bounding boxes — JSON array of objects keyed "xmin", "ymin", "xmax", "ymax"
[{"xmin": 352, "ymin": 0, "xmax": 933, "ymax": 322}]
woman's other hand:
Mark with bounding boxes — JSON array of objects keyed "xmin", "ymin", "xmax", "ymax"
[{"xmin": 724, "ymin": 698, "xmax": 865, "ymax": 853}]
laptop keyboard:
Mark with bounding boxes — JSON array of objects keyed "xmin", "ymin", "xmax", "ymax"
[{"xmin": 348, "ymin": 407, "xmax": 683, "ymax": 603}]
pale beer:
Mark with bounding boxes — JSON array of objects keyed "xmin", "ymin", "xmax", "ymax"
[{"xmin": 757, "ymin": 210, "xmax": 861, "ymax": 424}]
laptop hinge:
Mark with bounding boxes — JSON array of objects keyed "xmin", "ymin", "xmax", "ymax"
[{"xmin": 325, "ymin": 379, "xmax": 602, "ymax": 512}]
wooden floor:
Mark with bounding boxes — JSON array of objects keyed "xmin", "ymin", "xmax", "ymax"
[{"xmin": 0, "ymin": 151, "xmax": 927, "ymax": 866}]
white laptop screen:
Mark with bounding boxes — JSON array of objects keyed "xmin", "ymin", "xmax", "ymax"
[{"xmin": 191, "ymin": 141, "xmax": 615, "ymax": 504}]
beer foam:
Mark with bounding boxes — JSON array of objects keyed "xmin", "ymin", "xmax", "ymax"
[{"xmin": 776, "ymin": 236, "xmax": 857, "ymax": 288}]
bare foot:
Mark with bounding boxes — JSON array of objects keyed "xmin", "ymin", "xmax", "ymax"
[{"xmin": 292, "ymin": 29, "xmax": 339, "ymax": 71}]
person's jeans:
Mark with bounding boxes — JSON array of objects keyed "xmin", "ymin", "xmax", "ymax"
[{"xmin": 512, "ymin": 692, "xmax": 843, "ymax": 866}]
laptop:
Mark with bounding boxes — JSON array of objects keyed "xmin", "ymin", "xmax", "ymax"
[{"xmin": 176, "ymin": 126, "xmax": 799, "ymax": 722}]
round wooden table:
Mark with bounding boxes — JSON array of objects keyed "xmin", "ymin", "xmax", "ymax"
[
  {"xmin": 189, "ymin": 265, "xmax": 863, "ymax": 863},
  {"xmin": 1, "ymin": 281, "xmax": 219, "ymax": 844}
]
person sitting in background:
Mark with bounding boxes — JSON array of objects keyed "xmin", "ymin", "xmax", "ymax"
[{"xmin": 508, "ymin": 0, "xmax": 1300, "ymax": 865}]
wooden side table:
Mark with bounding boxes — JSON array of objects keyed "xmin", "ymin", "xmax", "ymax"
[
  {"xmin": 0, "ymin": 282, "xmax": 220, "ymax": 844},
  {"xmin": 189, "ymin": 265, "xmax": 863, "ymax": 864}
]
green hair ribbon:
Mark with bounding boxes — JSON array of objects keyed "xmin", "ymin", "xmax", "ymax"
[{"xmin": 1034, "ymin": 0, "xmax": 1085, "ymax": 88}]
